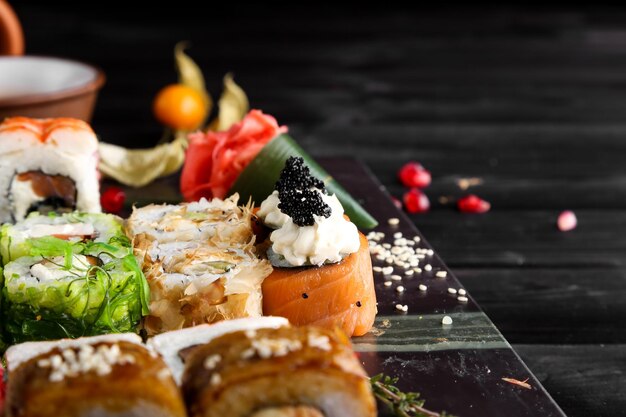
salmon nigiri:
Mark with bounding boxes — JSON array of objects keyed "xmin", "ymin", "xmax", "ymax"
[{"xmin": 256, "ymin": 157, "xmax": 377, "ymax": 337}]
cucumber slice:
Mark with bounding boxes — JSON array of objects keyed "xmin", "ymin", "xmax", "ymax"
[{"xmin": 229, "ymin": 134, "xmax": 378, "ymax": 229}]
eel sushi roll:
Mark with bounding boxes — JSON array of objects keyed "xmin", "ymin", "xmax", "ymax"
[
  {"xmin": 0, "ymin": 212, "xmax": 149, "ymax": 345},
  {"xmin": 3, "ymin": 334, "xmax": 186, "ymax": 417},
  {"xmin": 128, "ymin": 196, "xmax": 272, "ymax": 335},
  {"xmin": 0, "ymin": 117, "xmax": 101, "ymax": 224},
  {"xmin": 149, "ymin": 318, "xmax": 376, "ymax": 417}
]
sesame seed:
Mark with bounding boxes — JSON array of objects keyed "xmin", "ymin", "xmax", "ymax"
[
  {"xmin": 405, "ymin": 270, "xmax": 414, "ymax": 276},
  {"xmin": 419, "ymin": 284, "xmax": 428, "ymax": 291},
  {"xmin": 413, "ymin": 236, "xmax": 421, "ymax": 242},
  {"xmin": 447, "ymin": 288, "xmax": 457, "ymax": 294},
  {"xmin": 373, "ymin": 266, "xmax": 383, "ymax": 272},
  {"xmin": 458, "ymin": 289, "xmax": 467, "ymax": 296},
  {"xmin": 395, "ymin": 304, "xmax": 404, "ymax": 311},
  {"xmin": 384, "ymin": 281, "xmax": 392, "ymax": 287},
  {"xmin": 436, "ymin": 271, "xmax": 448, "ymax": 278},
  {"xmin": 376, "ymin": 254, "xmax": 386, "ymax": 261},
  {"xmin": 388, "ymin": 218, "xmax": 400, "ymax": 226},
  {"xmin": 414, "ymin": 268, "xmax": 423, "ymax": 273},
  {"xmin": 210, "ymin": 373, "xmax": 222, "ymax": 386},
  {"xmin": 402, "ymin": 305, "xmax": 409, "ymax": 312},
  {"xmin": 442, "ymin": 316, "xmax": 453, "ymax": 325},
  {"xmin": 427, "ymin": 249, "xmax": 434, "ymax": 256},
  {"xmin": 424, "ymin": 264, "xmax": 432, "ymax": 271},
  {"xmin": 393, "ymin": 232, "xmax": 403, "ymax": 238},
  {"xmin": 396, "ymin": 285, "xmax": 405, "ymax": 293},
  {"xmin": 382, "ymin": 266, "xmax": 394, "ymax": 275},
  {"xmin": 382, "ymin": 243, "xmax": 391, "ymax": 249},
  {"xmin": 390, "ymin": 275, "xmax": 402, "ymax": 281},
  {"xmin": 385, "ymin": 258, "xmax": 394, "ymax": 264},
  {"xmin": 458, "ymin": 296, "xmax": 469, "ymax": 303}
]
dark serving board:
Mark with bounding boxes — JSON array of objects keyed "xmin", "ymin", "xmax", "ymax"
[{"xmin": 111, "ymin": 157, "xmax": 566, "ymax": 417}]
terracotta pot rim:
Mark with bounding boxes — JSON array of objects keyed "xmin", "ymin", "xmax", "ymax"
[{"xmin": 0, "ymin": 55, "xmax": 106, "ymax": 109}]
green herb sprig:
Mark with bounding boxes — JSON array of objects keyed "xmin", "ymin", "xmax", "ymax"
[{"xmin": 371, "ymin": 374, "xmax": 455, "ymax": 417}]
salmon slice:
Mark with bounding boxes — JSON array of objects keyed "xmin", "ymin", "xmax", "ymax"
[{"xmin": 262, "ymin": 232, "xmax": 376, "ymax": 337}]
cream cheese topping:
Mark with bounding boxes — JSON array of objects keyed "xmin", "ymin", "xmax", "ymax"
[
  {"xmin": 257, "ymin": 191, "xmax": 290, "ymax": 228},
  {"xmin": 260, "ymin": 190, "xmax": 360, "ymax": 266}
]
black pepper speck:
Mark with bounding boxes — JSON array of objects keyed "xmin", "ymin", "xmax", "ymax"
[
  {"xmin": 302, "ymin": 293, "xmax": 309, "ymax": 299},
  {"xmin": 356, "ymin": 301, "xmax": 362, "ymax": 307}
]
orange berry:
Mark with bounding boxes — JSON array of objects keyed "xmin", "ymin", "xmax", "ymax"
[{"xmin": 153, "ymin": 84, "xmax": 206, "ymax": 130}]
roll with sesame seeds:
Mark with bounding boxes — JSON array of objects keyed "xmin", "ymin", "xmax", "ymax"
[
  {"xmin": 3, "ymin": 334, "xmax": 186, "ymax": 417},
  {"xmin": 180, "ymin": 324, "xmax": 376, "ymax": 417}
]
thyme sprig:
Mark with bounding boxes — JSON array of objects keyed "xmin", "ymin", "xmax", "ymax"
[{"xmin": 370, "ymin": 374, "xmax": 455, "ymax": 417}]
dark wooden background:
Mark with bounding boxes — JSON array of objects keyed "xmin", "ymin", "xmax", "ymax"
[{"xmin": 13, "ymin": 4, "xmax": 626, "ymax": 416}]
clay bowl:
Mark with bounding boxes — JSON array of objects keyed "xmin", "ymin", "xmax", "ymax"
[{"xmin": 0, "ymin": 56, "xmax": 105, "ymax": 122}]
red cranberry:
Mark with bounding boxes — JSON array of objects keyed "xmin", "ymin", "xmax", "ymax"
[
  {"xmin": 101, "ymin": 186, "xmax": 126, "ymax": 214},
  {"xmin": 398, "ymin": 162, "xmax": 431, "ymax": 188},
  {"xmin": 457, "ymin": 195, "xmax": 490, "ymax": 213},
  {"xmin": 403, "ymin": 188, "xmax": 430, "ymax": 213},
  {"xmin": 557, "ymin": 210, "xmax": 577, "ymax": 232}
]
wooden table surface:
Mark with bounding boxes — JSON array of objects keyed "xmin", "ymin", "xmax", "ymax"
[{"xmin": 14, "ymin": 4, "xmax": 626, "ymax": 416}]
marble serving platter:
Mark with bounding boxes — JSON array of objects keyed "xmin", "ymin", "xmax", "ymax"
[{"xmin": 117, "ymin": 158, "xmax": 567, "ymax": 417}]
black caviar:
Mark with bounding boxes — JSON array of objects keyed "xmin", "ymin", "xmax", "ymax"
[{"xmin": 276, "ymin": 156, "xmax": 332, "ymax": 226}]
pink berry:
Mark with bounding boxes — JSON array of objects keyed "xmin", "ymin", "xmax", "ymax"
[
  {"xmin": 457, "ymin": 195, "xmax": 490, "ymax": 213},
  {"xmin": 403, "ymin": 188, "xmax": 430, "ymax": 213},
  {"xmin": 398, "ymin": 162, "xmax": 431, "ymax": 188},
  {"xmin": 557, "ymin": 210, "xmax": 577, "ymax": 232}
]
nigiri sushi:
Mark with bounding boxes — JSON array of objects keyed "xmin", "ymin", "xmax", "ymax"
[
  {"xmin": 256, "ymin": 157, "xmax": 377, "ymax": 336},
  {"xmin": 0, "ymin": 117, "xmax": 101, "ymax": 224}
]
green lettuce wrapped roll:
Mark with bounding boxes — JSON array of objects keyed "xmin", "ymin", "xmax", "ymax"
[
  {"xmin": 0, "ymin": 212, "xmax": 126, "ymax": 265},
  {"xmin": 0, "ymin": 213, "xmax": 149, "ymax": 346}
]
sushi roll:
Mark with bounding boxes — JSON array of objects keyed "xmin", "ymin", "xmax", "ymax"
[
  {"xmin": 147, "ymin": 316, "xmax": 289, "ymax": 383},
  {"xmin": 3, "ymin": 334, "xmax": 186, "ymax": 417},
  {"xmin": 0, "ymin": 213, "xmax": 149, "ymax": 345},
  {"xmin": 128, "ymin": 196, "xmax": 272, "ymax": 335},
  {"xmin": 256, "ymin": 157, "xmax": 377, "ymax": 337},
  {"xmin": 126, "ymin": 195, "xmax": 253, "ymax": 244},
  {"xmin": 169, "ymin": 319, "xmax": 376, "ymax": 417},
  {"xmin": 0, "ymin": 212, "xmax": 126, "ymax": 265},
  {"xmin": 0, "ymin": 117, "xmax": 101, "ymax": 224}
]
